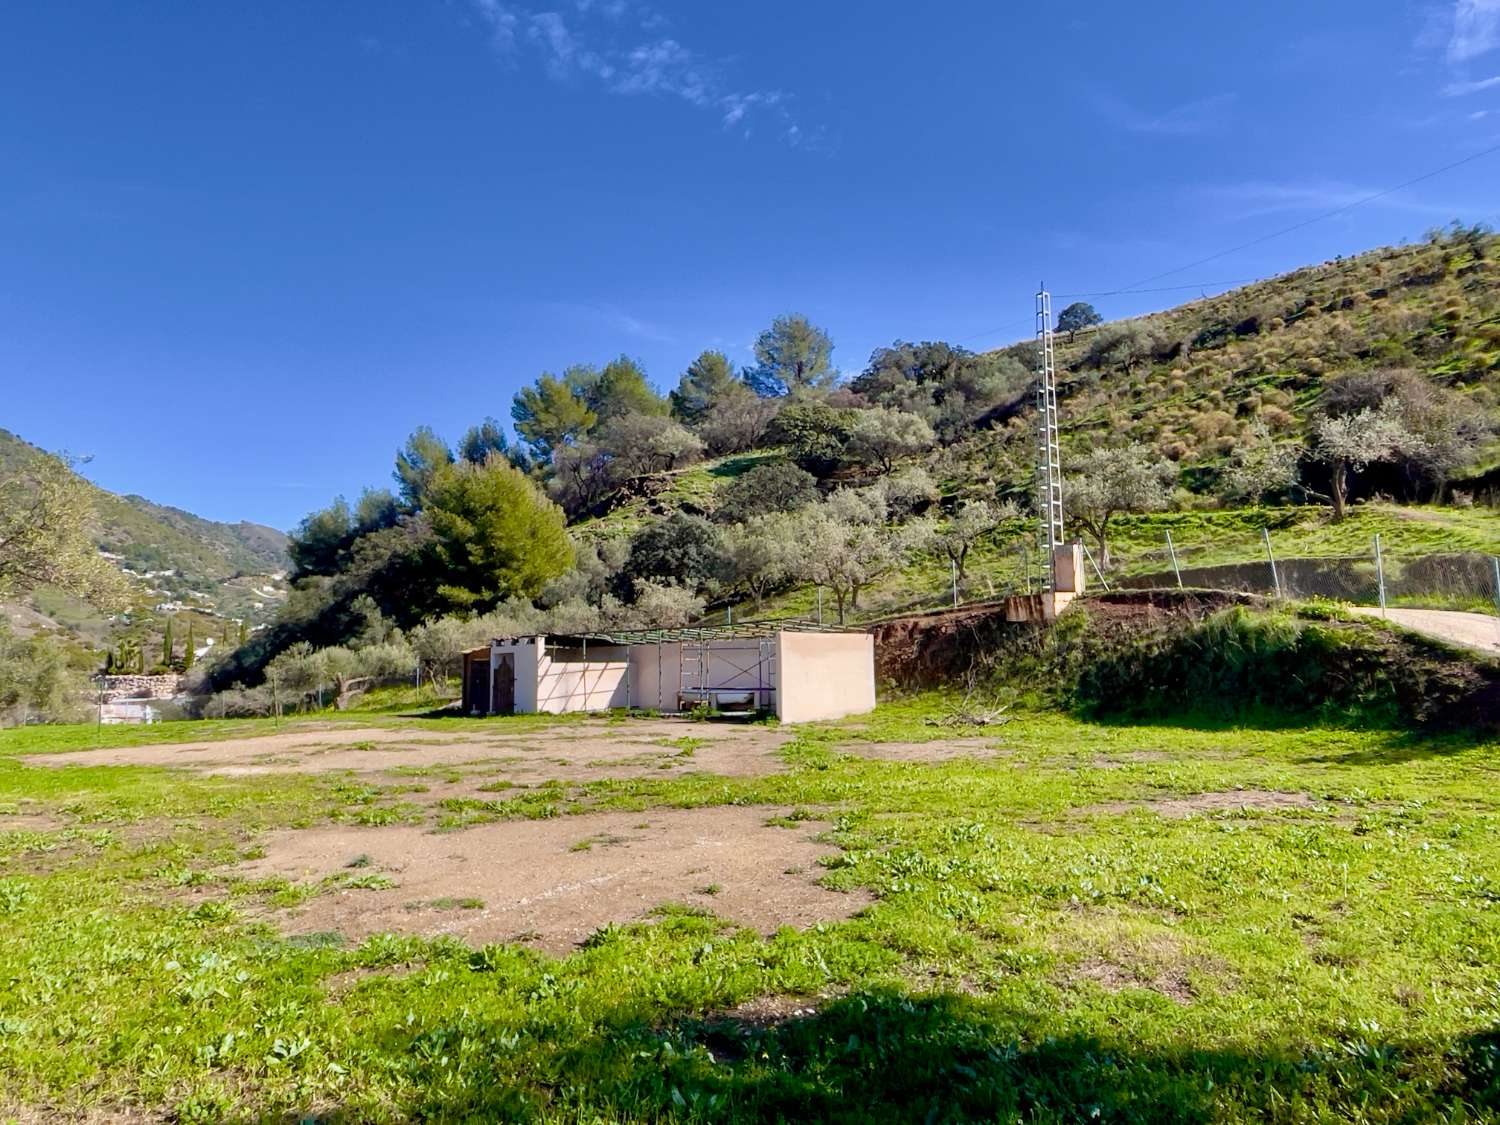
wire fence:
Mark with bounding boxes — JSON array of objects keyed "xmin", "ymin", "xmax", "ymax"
[
  {"xmin": 1112, "ymin": 535, "xmax": 1500, "ymax": 617},
  {"xmin": 774, "ymin": 529, "xmax": 1500, "ymax": 630}
]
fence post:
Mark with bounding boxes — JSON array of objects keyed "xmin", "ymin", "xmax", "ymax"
[
  {"xmin": 1374, "ymin": 534, "xmax": 1387, "ymax": 616},
  {"xmin": 1081, "ymin": 543, "xmax": 1111, "ymax": 591},
  {"xmin": 1262, "ymin": 528, "xmax": 1282, "ymax": 599},
  {"xmin": 1165, "ymin": 530, "xmax": 1183, "ymax": 589}
]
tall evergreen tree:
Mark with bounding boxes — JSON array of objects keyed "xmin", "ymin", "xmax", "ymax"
[
  {"xmin": 745, "ymin": 314, "xmax": 836, "ymax": 396},
  {"xmin": 161, "ymin": 620, "xmax": 173, "ymax": 668},
  {"xmin": 182, "ymin": 624, "xmax": 195, "ymax": 672}
]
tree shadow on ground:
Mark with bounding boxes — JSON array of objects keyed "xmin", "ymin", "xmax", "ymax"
[
  {"xmin": 398, "ymin": 989, "xmax": 1500, "ymax": 1123},
  {"xmin": 1290, "ymin": 725, "xmax": 1497, "ymax": 766}
]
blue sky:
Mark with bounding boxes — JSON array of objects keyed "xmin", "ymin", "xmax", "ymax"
[{"xmin": 3, "ymin": 0, "xmax": 1499, "ymax": 530}]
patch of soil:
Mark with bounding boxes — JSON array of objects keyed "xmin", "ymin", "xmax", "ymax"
[
  {"xmin": 23, "ymin": 719, "xmax": 793, "ymax": 785},
  {"xmin": 233, "ymin": 807, "xmax": 870, "ymax": 954},
  {"xmin": 1091, "ymin": 751, "xmax": 1173, "ymax": 769},
  {"xmin": 835, "ymin": 738, "xmax": 1010, "ymax": 764},
  {"xmin": 1079, "ymin": 789, "xmax": 1318, "ymax": 818},
  {"xmin": 1072, "ymin": 956, "xmax": 1195, "ymax": 1003},
  {"xmin": 717, "ymin": 993, "xmax": 828, "ymax": 1026},
  {"xmin": 0, "ymin": 813, "xmax": 64, "ymax": 833}
]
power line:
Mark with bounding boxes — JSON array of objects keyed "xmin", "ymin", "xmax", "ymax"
[
  {"xmin": 1111, "ymin": 138, "xmax": 1500, "ymax": 292},
  {"xmin": 956, "ymin": 138, "xmax": 1500, "ymax": 347},
  {"xmin": 1052, "ymin": 278, "xmax": 1262, "ymax": 298}
]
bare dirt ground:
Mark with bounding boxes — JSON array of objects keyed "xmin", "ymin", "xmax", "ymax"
[
  {"xmin": 22, "ymin": 718, "xmax": 793, "ymax": 785},
  {"xmin": 1348, "ymin": 606, "xmax": 1500, "ymax": 656},
  {"xmin": 834, "ymin": 737, "xmax": 1008, "ymax": 764},
  {"xmin": 1079, "ymin": 789, "xmax": 1318, "ymax": 818},
  {"xmin": 235, "ymin": 807, "xmax": 869, "ymax": 953}
]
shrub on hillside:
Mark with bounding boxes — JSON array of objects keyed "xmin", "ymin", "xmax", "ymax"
[{"xmin": 713, "ymin": 461, "xmax": 818, "ymax": 524}]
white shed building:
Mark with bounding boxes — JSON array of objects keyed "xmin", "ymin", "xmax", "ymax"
[{"xmin": 460, "ymin": 623, "xmax": 875, "ymax": 724}]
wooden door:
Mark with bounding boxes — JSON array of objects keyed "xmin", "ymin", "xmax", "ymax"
[
  {"xmin": 466, "ymin": 655, "xmax": 490, "ymax": 714},
  {"xmin": 492, "ymin": 653, "xmax": 516, "ymax": 716}
]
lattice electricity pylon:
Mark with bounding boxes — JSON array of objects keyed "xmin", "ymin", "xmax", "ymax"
[{"xmin": 1035, "ymin": 288, "xmax": 1064, "ymax": 572}]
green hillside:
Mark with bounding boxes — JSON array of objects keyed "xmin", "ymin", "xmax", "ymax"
[
  {"xmin": 986, "ymin": 227, "xmax": 1500, "ymax": 488},
  {"xmin": 0, "ymin": 429, "xmax": 290, "ymax": 664},
  {"xmin": 0, "ymin": 429, "xmax": 288, "ymax": 583}
]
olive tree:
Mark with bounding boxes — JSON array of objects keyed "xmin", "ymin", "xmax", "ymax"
[
  {"xmin": 791, "ymin": 506, "xmax": 933, "ymax": 624},
  {"xmin": 1065, "ymin": 445, "xmax": 1177, "ymax": 567},
  {"xmin": 722, "ymin": 513, "xmax": 796, "ymax": 612},
  {"xmin": 844, "ymin": 407, "xmax": 937, "ymax": 474},
  {"xmin": 934, "ymin": 500, "xmax": 1001, "ymax": 582},
  {"xmin": 0, "ymin": 451, "xmax": 128, "ymax": 609},
  {"xmin": 1219, "ymin": 422, "xmax": 1302, "ymax": 505},
  {"xmin": 1312, "ymin": 403, "xmax": 1416, "ymax": 521}
]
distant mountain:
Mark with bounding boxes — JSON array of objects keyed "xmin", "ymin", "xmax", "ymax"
[{"xmin": 0, "ymin": 429, "xmax": 291, "ymax": 648}]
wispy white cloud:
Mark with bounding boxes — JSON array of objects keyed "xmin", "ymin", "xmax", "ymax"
[
  {"xmin": 545, "ymin": 301, "xmax": 675, "ymax": 342},
  {"xmin": 467, "ymin": 2, "xmax": 812, "ymax": 144},
  {"xmin": 1443, "ymin": 72, "xmax": 1500, "ymax": 94},
  {"xmin": 1201, "ymin": 180, "xmax": 1470, "ymax": 220},
  {"xmin": 1090, "ymin": 90, "xmax": 1235, "ymax": 136},
  {"xmin": 1448, "ymin": 0, "xmax": 1500, "ymax": 61}
]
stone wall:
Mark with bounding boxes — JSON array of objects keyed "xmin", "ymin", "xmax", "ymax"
[{"xmin": 97, "ymin": 674, "xmax": 183, "ymax": 702}]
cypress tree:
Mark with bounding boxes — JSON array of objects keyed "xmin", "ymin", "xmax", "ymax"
[
  {"xmin": 238, "ymin": 620, "xmax": 248, "ymax": 646},
  {"xmin": 162, "ymin": 620, "xmax": 174, "ymax": 668},
  {"xmin": 182, "ymin": 624, "xmax": 195, "ymax": 672}
]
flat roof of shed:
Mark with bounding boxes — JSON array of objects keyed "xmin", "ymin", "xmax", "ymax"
[{"xmin": 493, "ymin": 618, "xmax": 864, "ymax": 648}]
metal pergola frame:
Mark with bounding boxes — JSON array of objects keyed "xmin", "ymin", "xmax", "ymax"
[{"xmin": 490, "ymin": 617, "xmax": 862, "ymax": 649}]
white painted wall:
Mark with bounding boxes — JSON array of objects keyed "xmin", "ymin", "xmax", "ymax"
[{"xmin": 775, "ymin": 632, "xmax": 876, "ymax": 723}]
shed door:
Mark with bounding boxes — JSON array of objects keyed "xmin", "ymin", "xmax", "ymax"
[
  {"xmin": 492, "ymin": 653, "xmax": 515, "ymax": 716},
  {"xmin": 466, "ymin": 656, "xmax": 491, "ymax": 715}
]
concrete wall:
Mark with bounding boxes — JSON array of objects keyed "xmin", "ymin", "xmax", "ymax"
[
  {"xmin": 534, "ymin": 642, "xmax": 630, "ymax": 713},
  {"xmin": 775, "ymin": 632, "xmax": 876, "ymax": 723}
]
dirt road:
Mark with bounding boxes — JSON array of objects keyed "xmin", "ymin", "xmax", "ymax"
[{"xmin": 1349, "ymin": 607, "xmax": 1500, "ymax": 656}]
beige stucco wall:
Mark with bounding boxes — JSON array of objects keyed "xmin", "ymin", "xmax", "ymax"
[
  {"xmin": 534, "ymin": 642, "xmax": 630, "ymax": 713},
  {"xmin": 774, "ymin": 632, "xmax": 876, "ymax": 723}
]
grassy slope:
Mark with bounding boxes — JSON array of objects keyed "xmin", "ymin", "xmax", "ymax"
[{"xmin": 1, "ymin": 700, "xmax": 1497, "ymax": 1119}]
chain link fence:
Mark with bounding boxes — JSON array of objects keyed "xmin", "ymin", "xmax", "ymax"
[
  {"xmin": 795, "ymin": 527, "xmax": 1500, "ymax": 630},
  {"xmin": 1112, "ymin": 533, "xmax": 1500, "ymax": 617}
]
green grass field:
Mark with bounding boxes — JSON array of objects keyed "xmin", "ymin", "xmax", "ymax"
[{"xmin": 2, "ymin": 696, "xmax": 1498, "ymax": 1122}]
